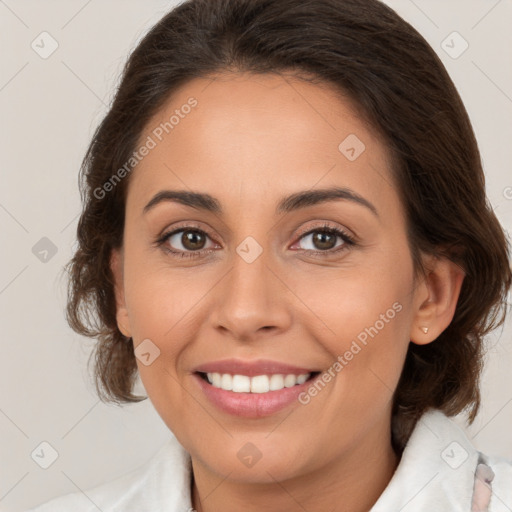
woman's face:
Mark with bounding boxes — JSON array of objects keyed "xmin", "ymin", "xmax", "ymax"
[{"xmin": 112, "ymin": 72, "xmax": 433, "ymax": 483}]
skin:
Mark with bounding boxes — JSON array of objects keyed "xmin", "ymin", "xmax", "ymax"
[{"xmin": 110, "ymin": 72, "xmax": 465, "ymax": 512}]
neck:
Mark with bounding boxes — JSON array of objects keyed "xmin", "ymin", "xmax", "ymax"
[{"xmin": 190, "ymin": 420, "xmax": 400, "ymax": 512}]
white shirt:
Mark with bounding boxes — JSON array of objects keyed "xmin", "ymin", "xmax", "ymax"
[{"xmin": 26, "ymin": 408, "xmax": 512, "ymax": 511}]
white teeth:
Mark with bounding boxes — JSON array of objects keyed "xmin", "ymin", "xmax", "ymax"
[
  {"xmin": 269, "ymin": 374, "xmax": 284, "ymax": 391},
  {"xmin": 297, "ymin": 374, "xmax": 308, "ymax": 385},
  {"xmin": 212, "ymin": 372, "xmax": 222, "ymax": 388},
  {"xmin": 232, "ymin": 374, "xmax": 251, "ymax": 392},
  {"xmin": 284, "ymin": 374, "xmax": 297, "ymax": 387},
  {"xmin": 205, "ymin": 372, "xmax": 311, "ymax": 393},
  {"xmin": 220, "ymin": 373, "xmax": 233, "ymax": 391},
  {"xmin": 251, "ymin": 375, "xmax": 270, "ymax": 393}
]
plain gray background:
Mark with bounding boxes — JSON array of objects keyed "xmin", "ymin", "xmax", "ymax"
[{"xmin": 1, "ymin": 1, "xmax": 511, "ymax": 510}]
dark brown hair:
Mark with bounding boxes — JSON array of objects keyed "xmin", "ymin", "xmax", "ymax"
[{"xmin": 65, "ymin": 0, "xmax": 512, "ymax": 450}]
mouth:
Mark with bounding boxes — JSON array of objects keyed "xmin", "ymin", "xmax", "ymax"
[
  {"xmin": 196, "ymin": 371, "xmax": 321, "ymax": 393},
  {"xmin": 193, "ymin": 368, "xmax": 323, "ymax": 418}
]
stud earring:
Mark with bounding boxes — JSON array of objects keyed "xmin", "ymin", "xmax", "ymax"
[{"xmin": 421, "ymin": 327, "xmax": 429, "ymax": 334}]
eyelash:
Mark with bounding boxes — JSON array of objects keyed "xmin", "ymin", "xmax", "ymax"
[{"xmin": 155, "ymin": 222, "xmax": 356, "ymax": 259}]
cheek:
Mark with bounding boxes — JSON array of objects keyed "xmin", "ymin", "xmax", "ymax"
[
  {"xmin": 293, "ymin": 252, "xmax": 413, "ymax": 402},
  {"xmin": 123, "ymin": 263, "xmax": 223, "ymax": 406},
  {"xmin": 124, "ymin": 263, "xmax": 210, "ymax": 341},
  {"xmin": 324, "ymin": 291, "xmax": 408, "ymax": 389},
  {"xmin": 294, "ymin": 257, "xmax": 412, "ymax": 349}
]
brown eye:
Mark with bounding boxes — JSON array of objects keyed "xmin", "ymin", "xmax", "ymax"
[
  {"xmin": 297, "ymin": 228, "xmax": 349, "ymax": 252},
  {"xmin": 159, "ymin": 227, "xmax": 217, "ymax": 257},
  {"xmin": 180, "ymin": 230, "xmax": 207, "ymax": 251},
  {"xmin": 310, "ymin": 231, "xmax": 338, "ymax": 250}
]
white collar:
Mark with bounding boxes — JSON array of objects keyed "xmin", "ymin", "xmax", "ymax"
[
  {"xmin": 370, "ymin": 408, "xmax": 480, "ymax": 511},
  {"xmin": 81, "ymin": 408, "xmax": 492, "ymax": 511}
]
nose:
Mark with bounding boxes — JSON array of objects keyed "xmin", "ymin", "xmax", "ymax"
[{"xmin": 210, "ymin": 243, "xmax": 293, "ymax": 343}]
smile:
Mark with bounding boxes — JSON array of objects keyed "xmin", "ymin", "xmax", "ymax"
[
  {"xmin": 193, "ymin": 360, "xmax": 322, "ymax": 418},
  {"xmin": 201, "ymin": 372, "xmax": 312, "ymax": 393}
]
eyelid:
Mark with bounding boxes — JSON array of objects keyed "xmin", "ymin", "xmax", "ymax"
[
  {"xmin": 154, "ymin": 221, "xmax": 219, "ymax": 256},
  {"xmin": 293, "ymin": 220, "xmax": 355, "ymax": 242},
  {"xmin": 157, "ymin": 221, "xmax": 216, "ymax": 241}
]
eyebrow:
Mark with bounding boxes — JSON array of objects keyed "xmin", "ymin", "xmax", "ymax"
[{"xmin": 143, "ymin": 186, "xmax": 378, "ymax": 217}]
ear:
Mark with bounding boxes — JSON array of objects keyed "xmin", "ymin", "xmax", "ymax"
[
  {"xmin": 410, "ymin": 254, "xmax": 465, "ymax": 345},
  {"xmin": 110, "ymin": 248, "xmax": 132, "ymax": 338}
]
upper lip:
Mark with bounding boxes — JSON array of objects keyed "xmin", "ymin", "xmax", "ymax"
[{"xmin": 194, "ymin": 358, "xmax": 318, "ymax": 377}]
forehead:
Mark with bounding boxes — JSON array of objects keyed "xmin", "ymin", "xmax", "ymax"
[{"xmin": 127, "ymin": 72, "xmax": 399, "ymax": 218}]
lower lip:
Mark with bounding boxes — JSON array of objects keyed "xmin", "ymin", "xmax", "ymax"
[{"xmin": 193, "ymin": 373, "xmax": 319, "ymax": 418}]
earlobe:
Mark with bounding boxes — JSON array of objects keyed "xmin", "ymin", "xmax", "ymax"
[
  {"xmin": 410, "ymin": 255, "xmax": 465, "ymax": 345},
  {"xmin": 110, "ymin": 248, "xmax": 132, "ymax": 338}
]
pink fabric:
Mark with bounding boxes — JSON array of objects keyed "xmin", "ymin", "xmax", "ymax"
[{"xmin": 471, "ymin": 463, "xmax": 495, "ymax": 512}]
